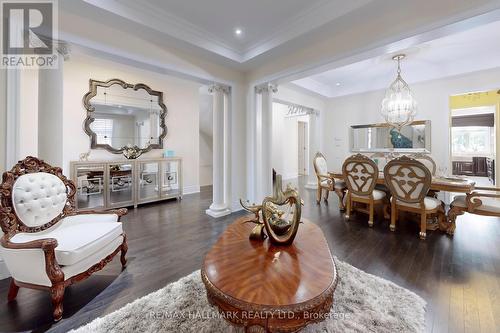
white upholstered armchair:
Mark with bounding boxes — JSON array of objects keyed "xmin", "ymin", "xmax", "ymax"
[{"xmin": 0, "ymin": 157, "xmax": 128, "ymax": 321}]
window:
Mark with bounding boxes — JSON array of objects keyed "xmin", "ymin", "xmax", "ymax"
[
  {"xmin": 452, "ymin": 126, "xmax": 494, "ymax": 156},
  {"xmin": 92, "ymin": 119, "xmax": 113, "ymax": 145}
]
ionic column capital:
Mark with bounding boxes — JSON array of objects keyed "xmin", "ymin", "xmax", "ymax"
[
  {"xmin": 208, "ymin": 84, "xmax": 231, "ymax": 94},
  {"xmin": 255, "ymin": 83, "xmax": 278, "ymax": 94},
  {"xmin": 55, "ymin": 41, "xmax": 71, "ymax": 61},
  {"xmin": 38, "ymin": 36, "xmax": 71, "ymax": 61}
]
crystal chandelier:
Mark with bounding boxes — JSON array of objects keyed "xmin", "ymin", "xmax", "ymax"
[{"xmin": 381, "ymin": 54, "xmax": 417, "ymax": 131}]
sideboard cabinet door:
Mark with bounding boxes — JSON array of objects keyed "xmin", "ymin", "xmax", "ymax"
[
  {"xmin": 74, "ymin": 163, "xmax": 106, "ymax": 210},
  {"xmin": 160, "ymin": 159, "xmax": 182, "ymax": 199},
  {"xmin": 107, "ymin": 162, "xmax": 135, "ymax": 208},
  {"xmin": 137, "ymin": 161, "xmax": 161, "ymax": 203}
]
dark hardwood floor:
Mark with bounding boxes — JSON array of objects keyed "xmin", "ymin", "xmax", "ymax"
[{"xmin": 0, "ymin": 178, "xmax": 499, "ymax": 333}]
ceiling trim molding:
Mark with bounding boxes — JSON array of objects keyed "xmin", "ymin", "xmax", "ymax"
[
  {"xmin": 83, "ymin": 0, "xmax": 372, "ymax": 63},
  {"xmin": 83, "ymin": 0, "xmax": 244, "ymax": 62},
  {"xmin": 250, "ymin": 7, "xmax": 500, "ymax": 87},
  {"xmin": 60, "ymin": 31, "xmax": 235, "ymax": 87},
  {"xmin": 241, "ymin": 0, "xmax": 372, "ymax": 61}
]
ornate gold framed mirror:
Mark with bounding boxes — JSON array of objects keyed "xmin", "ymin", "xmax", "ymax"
[{"xmin": 83, "ymin": 79, "xmax": 167, "ymax": 159}]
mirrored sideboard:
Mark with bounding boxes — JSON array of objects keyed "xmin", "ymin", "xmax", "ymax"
[{"xmin": 70, "ymin": 157, "xmax": 182, "ymax": 210}]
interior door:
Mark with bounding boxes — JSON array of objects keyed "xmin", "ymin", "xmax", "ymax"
[{"xmin": 298, "ymin": 121, "xmax": 308, "ymax": 176}]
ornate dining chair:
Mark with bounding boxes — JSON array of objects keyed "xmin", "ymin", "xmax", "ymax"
[
  {"xmin": 384, "ymin": 156, "xmax": 445, "ymax": 239},
  {"xmin": 409, "ymin": 153, "xmax": 437, "ymax": 176},
  {"xmin": 342, "ymin": 154, "xmax": 388, "ymax": 227},
  {"xmin": 0, "ymin": 156, "xmax": 128, "ymax": 321},
  {"xmin": 313, "ymin": 152, "xmax": 346, "ymax": 209},
  {"xmin": 448, "ymin": 187, "xmax": 500, "ymax": 235}
]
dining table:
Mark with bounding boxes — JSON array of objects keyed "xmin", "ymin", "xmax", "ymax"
[{"xmin": 329, "ymin": 171, "xmax": 476, "ymax": 235}]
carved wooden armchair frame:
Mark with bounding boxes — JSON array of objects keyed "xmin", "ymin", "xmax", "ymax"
[
  {"xmin": 384, "ymin": 156, "xmax": 445, "ymax": 239},
  {"xmin": 342, "ymin": 154, "xmax": 388, "ymax": 227},
  {"xmin": 0, "ymin": 157, "xmax": 128, "ymax": 321},
  {"xmin": 448, "ymin": 187, "xmax": 500, "ymax": 235},
  {"xmin": 313, "ymin": 152, "xmax": 346, "ymax": 210}
]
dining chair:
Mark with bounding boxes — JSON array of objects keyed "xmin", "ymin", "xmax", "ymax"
[
  {"xmin": 313, "ymin": 152, "xmax": 347, "ymax": 209},
  {"xmin": 384, "ymin": 155, "xmax": 445, "ymax": 239},
  {"xmin": 409, "ymin": 153, "xmax": 437, "ymax": 176},
  {"xmin": 448, "ymin": 186, "xmax": 500, "ymax": 235},
  {"xmin": 342, "ymin": 154, "xmax": 388, "ymax": 227}
]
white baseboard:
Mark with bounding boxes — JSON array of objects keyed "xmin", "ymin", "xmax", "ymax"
[
  {"xmin": 231, "ymin": 200, "xmax": 244, "ymax": 212},
  {"xmin": 183, "ymin": 185, "xmax": 200, "ymax": 195},
  {"xmin": 0, "ymin": 260, "xmax": 10, "ymax": 280}
]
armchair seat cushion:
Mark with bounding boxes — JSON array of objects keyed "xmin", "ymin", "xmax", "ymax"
[
  {"xmin": 10, "ymin": 214, "xmax": 123, "ymax": 266},
  {"xmin": 392, "ymin": 197, "xmax": 442, "ymax": 211},
  {"xmin": 451, "ymin": 195, "xmax": 500, "ymax": 213},
  {"xmin": 351, "ymin": 189, "xmax": 386, "ymax": 201}
]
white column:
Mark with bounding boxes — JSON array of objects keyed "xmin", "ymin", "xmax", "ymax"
[
  {"xmin": 255, "ymin": 83, "xmax": 277, "ymax": 201},
  {"xmin": 5, "ymin": 69, "xmax": 21, "ymax": 169},
  {"xmin": 305, "ymin": 111, "xmax": 320, "ymax": 189},
  {"xmin": 206, "ymin": 84, "xmax": 231, "ymax": 218},
  {"xmin": 38, "ymin": 41, "xmax": 70, "ymax": 166},
  {"xmin": 0, "ymin": 69, "xmax": 19, "ymax": 280}
]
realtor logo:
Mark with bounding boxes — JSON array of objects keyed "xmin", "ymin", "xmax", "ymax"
[{"xmin": 1, "ymin": 0, "xmax": 58, "ymax": 68}]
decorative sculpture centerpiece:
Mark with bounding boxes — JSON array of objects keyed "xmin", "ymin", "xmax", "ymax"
[{"xmin": 240, "ymin": 174, "xmax": 302, "ymax": 245}]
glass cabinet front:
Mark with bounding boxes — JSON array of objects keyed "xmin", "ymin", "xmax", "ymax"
[
  {"xmin": 138, "ymin": 161, "xmax": 161, "ymax": 202},
  {"xmin": 75, "ymin": 164, "xmax": 105, "ymax": 209},
  {"xmin": 107, "ymin": 162, "xmax": 134, "ymax": 207},
  {"xmin": 161, "ymin": 160, "xmax": 181, "ymax": 198}
]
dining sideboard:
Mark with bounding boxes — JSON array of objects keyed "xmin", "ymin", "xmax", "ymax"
[{"xmin": 70, "ymin": 157, "xmax": 182, "ymax": 210}]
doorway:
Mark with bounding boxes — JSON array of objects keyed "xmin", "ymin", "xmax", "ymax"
[
  {"xmin": 450, "ymin": 106, "xmax": 496, "ymax": 186},
  {"xmin": 298, "ymin": 121, "xmax": 308, "ymax": 176}
]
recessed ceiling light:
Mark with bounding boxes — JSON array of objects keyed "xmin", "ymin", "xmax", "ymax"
[
  {"xmin": 234, "ymin": 28, "xmax": 243, "ymax": 36},
  {"xmin": 336, "ymin": 82, "xmax": 341, "ymax": 87}
]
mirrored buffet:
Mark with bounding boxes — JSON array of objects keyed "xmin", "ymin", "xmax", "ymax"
[{"xmin": 70, "ymin": 158, "xmax": 182, "ymax": 210}]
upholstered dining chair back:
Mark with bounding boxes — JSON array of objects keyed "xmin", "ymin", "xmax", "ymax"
[
  {"xmin": 384, "ymin": 156, "xmax": 432, "ymax": 203},
  {"xmin": 1, "ymin": 156, "xmax": 76, "ymax": 234},
  {"xmin": 409, "ymin": 153, "xmax": 436, "ymax": 176},
  {"xmin": 313, "ymin": 152, "xmax": 328, "ymax": 176},
  {"xmin": 342, "ymin": 154, "xmax": 378, "ymax": 196}
]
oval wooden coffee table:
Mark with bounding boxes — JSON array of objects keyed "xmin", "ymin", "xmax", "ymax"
[{"xmin": 201, "ymin": 216, "xmax": 338, "ymax": 333}]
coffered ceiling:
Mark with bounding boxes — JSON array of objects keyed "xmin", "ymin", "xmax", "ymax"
[
  {"xmin": 293, "ymin": 19, "xmax": 500, "ymax": 98},
  {"xmin": 80, "ymin": 0, "xmax": 373, "ymax": 63}
]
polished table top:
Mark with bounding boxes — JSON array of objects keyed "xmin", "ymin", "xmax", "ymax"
[
  {"xmin": 331, "ymin": 172, "xmax": 476, "ymax": 193},
  {"xmin": 201, "ymin": 216, "xmax": 338, "ymax": 331},
  {"xmin": 202, "ymin": 217, "xmax": 337, "ymax": 307}
]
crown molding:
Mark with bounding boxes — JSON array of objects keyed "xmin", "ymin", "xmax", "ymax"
[
  {"xmin": 83, "ymin": 0, "xmax": 244, "ymax": 62},
  {"xmin": 82, "ymin": 0, "xmax": 372, "ymax": 63},
  {"xmin": 240, "ymin": 0, "xmax": 372, "ymax": 62}
]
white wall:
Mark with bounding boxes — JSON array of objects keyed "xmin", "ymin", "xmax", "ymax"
[
  {"xmin": 199, "ymin": 88, "xmax": 213, "ymax": 186},
  {"xmin": 63, "ymin": 53, "xmax": 202, "ymax": 194},
  {"xmin": 272, "ymin": 103, "xmax": 308, "ymax": 179},
  {"xmin": 323, "ymin": 67, "xmax": 500, "ymax": 171},
  {"xmin": 272, "ymin": 84, "xmax": 328, "ymax": 183}
]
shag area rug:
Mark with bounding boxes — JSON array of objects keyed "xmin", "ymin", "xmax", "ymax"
[{"xmin": 70, "ymin": 258, "xmax": 425, "ymax": 333}]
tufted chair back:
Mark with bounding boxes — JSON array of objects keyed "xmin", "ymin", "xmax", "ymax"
[
  {"xmin": 384, "ymin": 156, "xmax": 431, "ymax": 203},
  {"xmin": 0, "ymin": 156, "xmax": 76, "ymax": 233},
  {"xmin": 342, "ymin": 154, "xmax": 378, "ymax": 196},
  {"xmin": 12, "ymin": 173, "xmax": 68, "ymax": 227},
  {"xmin": 313, "ymin": 152, "xmax": 328, "ymax": 176}
]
